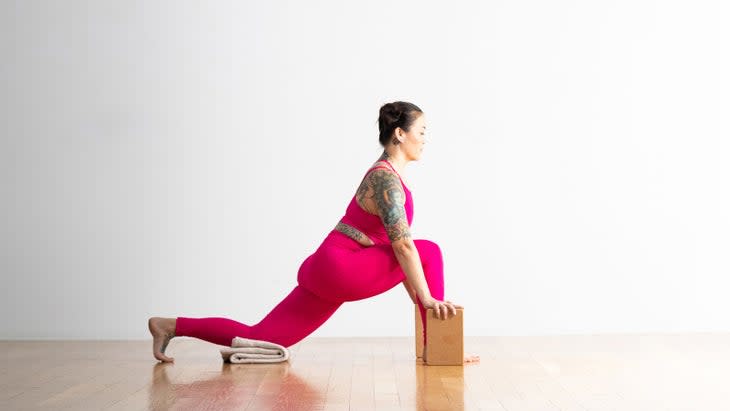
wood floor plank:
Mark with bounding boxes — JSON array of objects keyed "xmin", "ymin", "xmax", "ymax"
[{"xmin": 3, "ymin": 334, "xmax": 730, "ymax": 410}]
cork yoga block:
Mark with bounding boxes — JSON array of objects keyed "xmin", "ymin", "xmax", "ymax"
[{"xmin": 425, "ymin": 307, "xmax": 464, "ymax": 365}]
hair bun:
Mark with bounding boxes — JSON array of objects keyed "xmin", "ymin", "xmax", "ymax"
[{"xmin": 376, "ymin": 101, "xmax": 423, "ymax": 148}]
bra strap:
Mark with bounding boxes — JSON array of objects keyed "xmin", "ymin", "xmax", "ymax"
[
  {"xmin": 363, "ymin": 162, "xmax": 408, "ymax": 192},
  {"xmin": 382, "ymin": 159, "xmax": 395, "ymax": 173},
  {"xmin": 364, "ymin": 165, "xmax": 391, "ymax": 177}
]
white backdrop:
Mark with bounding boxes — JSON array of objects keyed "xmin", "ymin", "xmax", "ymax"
[{"xmin": 2, "ymin": 0, "xmax": 729, "ymax": 340}]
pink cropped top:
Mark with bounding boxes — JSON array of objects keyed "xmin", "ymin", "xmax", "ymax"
[{"xmin": 337, "ymin": 159, "xmax": 413, "ymax": 245}]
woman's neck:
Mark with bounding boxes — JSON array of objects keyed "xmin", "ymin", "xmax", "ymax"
[{"xmin": 378, "ymin": 151, "xmax": 407, "ymax": 176}]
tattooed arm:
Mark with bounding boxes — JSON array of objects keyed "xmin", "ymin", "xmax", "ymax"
[
  {"xmin": 369, "ymin": 169, "xmax": 432, "ymax": 303},
  {"xmin": 368, "ymin": 169, "xmax": 412, "ymax": 246}
]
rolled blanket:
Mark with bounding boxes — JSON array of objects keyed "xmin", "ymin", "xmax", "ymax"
[{"xmin": 220, "ymin": 336, "xmax": 290, "ymax": 364}]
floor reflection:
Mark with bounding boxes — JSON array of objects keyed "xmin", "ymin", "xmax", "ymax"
[
  {"xmin": 415, "ymin": 360, "xmax": 465, "ymax": 410},
  {"xmin": 149, "ymin": 360, "xmax": 325, "ymax": 410},
  {"xmin": 147, "ymin": 352, "xmax": 467, "ymax": 409}
]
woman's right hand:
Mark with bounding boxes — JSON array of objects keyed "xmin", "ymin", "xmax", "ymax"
[{"xmin": 422, "ymin": 297, "xmax": 463, "ymax": 320}]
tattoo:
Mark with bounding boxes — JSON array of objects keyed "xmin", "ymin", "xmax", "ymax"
[
  {"xmin": 355, "ymin": 159, "xmax": 390, "ymax": 208},
  {"xmin": 369, "ymin": 169, "xmax": 411, "ymax": 242},
  {"xmin": 355, "ymin": 175, "xmax": 371, "ymax": 207},
  {"xmin": 345, "ymin": 153, "xmax": 410, "ymax": 244},
  {"xmin": 335, "ymin": 221, "xmax": 374, "ymax": 246}
]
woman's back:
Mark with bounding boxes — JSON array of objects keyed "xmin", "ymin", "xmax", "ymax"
[{"xmin": 336, "ymin": 159, "xmax": 413, "ymax": 246}]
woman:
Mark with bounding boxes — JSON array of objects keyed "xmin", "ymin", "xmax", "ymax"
[{"xmin": 148, "ymin": 101, "xmax": 478, "ymax": 363}]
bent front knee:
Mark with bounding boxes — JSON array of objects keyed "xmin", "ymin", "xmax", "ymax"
[{"xmin": 413, "ymin": 239, "xmax": 442, "ymax": 257}]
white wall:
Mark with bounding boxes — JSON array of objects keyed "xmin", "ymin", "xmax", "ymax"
[{"xmin": 2, "ymin": 0, "xmax": 729, "ymax": 340}]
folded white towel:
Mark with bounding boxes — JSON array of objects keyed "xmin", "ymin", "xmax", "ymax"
[{"xmin": 220, "ymin": 336, "xmax": 290, "ymax": 364}]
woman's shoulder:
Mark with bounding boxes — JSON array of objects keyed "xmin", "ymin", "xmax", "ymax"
[
  {"xmin": 365, "ymin": 160, "xmax": 394, "ymax": 175},
  {"xmin": 362, "ymin": 162, "xmax": 397, "ymax": 184},
  {"xmin": 361, "ymin": 161, "xmax": 408, "ymax": 194},
  {"xmin": 369, "ymin": 160, "xmax": 390, "ymax": 169},
  {"xmin": 366, "ymin": 160, "xmax": 408, "ymax": 189}
]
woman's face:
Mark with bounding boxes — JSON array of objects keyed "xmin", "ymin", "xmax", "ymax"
[{"xmin": 396, "ymin": 113, "xmax": 426, "ymax": 161}]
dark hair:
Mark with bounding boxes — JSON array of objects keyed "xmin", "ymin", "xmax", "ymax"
[{"xmin": 377, "ymin": 101, "xmax": 423, "ymax": 147}]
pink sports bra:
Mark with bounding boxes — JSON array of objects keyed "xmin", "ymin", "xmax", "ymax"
[{"xmin": 337, "ymin": 159, "xmax": 413, "ymax": 245}]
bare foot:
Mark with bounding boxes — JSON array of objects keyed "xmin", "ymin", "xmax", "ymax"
[
  {"xmin": 148, "ymin": 317, "xmax": 176, "ymax": 363},
  {"xmin": 464, "ymin": 354, "xmax": 480, "ymax": 363}
]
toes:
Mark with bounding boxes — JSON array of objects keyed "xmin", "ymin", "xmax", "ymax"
[
  {"xmin": 464, "ymin": 354, "xmax": 481, "ymax": 363},
  {"xmin": 154, "ymin": 352, "xmax": 174, "ymax": 363}
]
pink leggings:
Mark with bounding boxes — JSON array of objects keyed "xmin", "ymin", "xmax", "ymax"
[{"xmin": 175, "ymin": 230, "xmax": 445, "ymax": 348}]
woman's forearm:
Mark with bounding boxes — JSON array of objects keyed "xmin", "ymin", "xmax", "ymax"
[
  {"xmin": 402, "ymin": 278, "xmax": 418, "ymax": 304},
  {"xmin": 393, "ymin": 245, "xmax": 432, "ymax": 302}
]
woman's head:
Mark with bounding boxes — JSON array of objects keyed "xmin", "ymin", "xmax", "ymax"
[{"xmin": 377, "ymin": 101, "xmax": 426, "ymax": 161}]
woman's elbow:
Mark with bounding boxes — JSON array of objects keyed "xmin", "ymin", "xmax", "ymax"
[{"xmin": 391, "ymin": 238, "xmax": 416, "ymax": 255}]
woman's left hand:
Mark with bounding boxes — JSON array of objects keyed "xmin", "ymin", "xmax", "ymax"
[{"xmin": 422, "ymin": 297, "xmax": 462, "ymax": 320}]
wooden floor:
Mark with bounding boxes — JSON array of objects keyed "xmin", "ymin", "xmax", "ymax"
[{"xmin": 1, "ymin": 334, "xmax": 729, "ymax": 410}]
